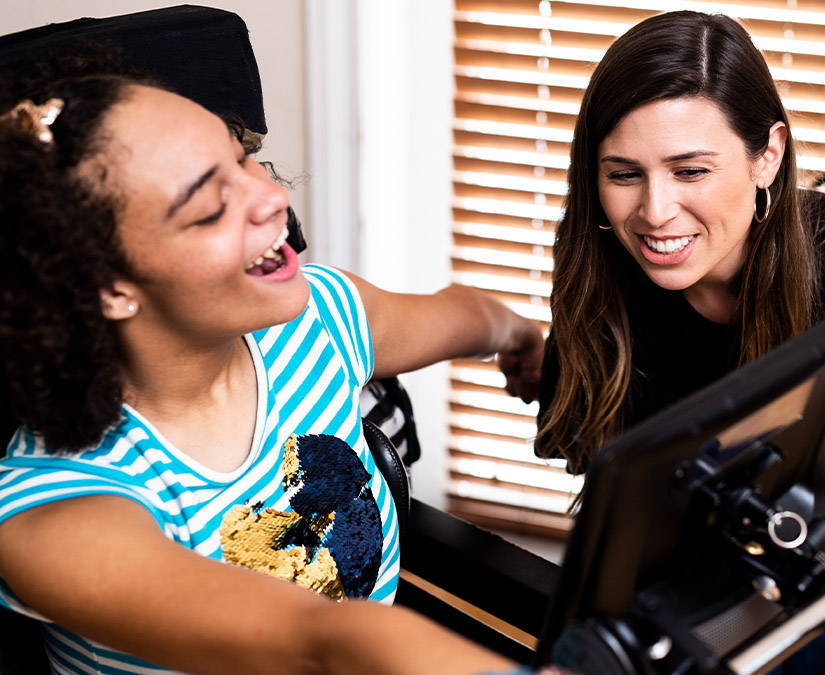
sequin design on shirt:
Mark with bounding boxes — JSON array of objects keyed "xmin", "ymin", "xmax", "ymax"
[{"xmin": 220, "ymin": 432, "xmax": 383, "ymax": 600}]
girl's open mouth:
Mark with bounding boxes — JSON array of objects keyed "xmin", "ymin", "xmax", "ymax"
[{"xmin": 245, "ymin": 227, "xmax": 290, "ymax": 276}]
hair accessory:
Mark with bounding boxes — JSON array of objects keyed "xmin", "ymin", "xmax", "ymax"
[
  {"xmin": 598, "ymin": 224, "xmax": 613, "ymax": 231},
  {"xmin": 753, "ymin": 185, "xmax": 772, "ymax": 224},
  {"xmin": 0, "ymin": 98, "xmax": 64, "ymax": 144}
]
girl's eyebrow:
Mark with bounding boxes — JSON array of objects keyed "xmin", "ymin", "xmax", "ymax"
[
  {"xmin": 600, "ymin": 150, "xmax": 720, "ymax": 165},
  {"xmin": 166, "ymin": 165, "xmax": 218, "ymax": 219}
]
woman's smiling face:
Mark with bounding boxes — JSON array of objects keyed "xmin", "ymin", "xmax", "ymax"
[
  {"xmin": 100, "ymin": 85, "xmax": 309, "ymax": 341},
  {"xmin": 597, "ymin": 96, "xmax": 785, "ymax": 295}
]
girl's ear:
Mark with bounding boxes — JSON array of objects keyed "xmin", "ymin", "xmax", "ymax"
[
  {"xmin": 99, "ymin": 281, "xmax": 141, "ymax": 320},
  {"xmin": 755, "ymin": 121, "xmax": 788, "ymax": 189}
]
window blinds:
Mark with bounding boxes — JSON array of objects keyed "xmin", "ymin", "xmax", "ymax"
[{"xmin": 448, "ymin": 0, "xmax": 825, "ymax": 536}]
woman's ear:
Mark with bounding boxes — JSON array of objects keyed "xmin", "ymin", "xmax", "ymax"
[
  {"xmin": 755, "ymin": 121, "xmax": 788, "ymax": 189},
  {"xmin": 99, "ymin": 281, "xmax": 141, "ymax": 321}
]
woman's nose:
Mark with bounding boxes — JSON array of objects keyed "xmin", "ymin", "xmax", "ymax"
[{"xmin": 638, "ymin": 180, "xmax": 678, "ymax": 228}]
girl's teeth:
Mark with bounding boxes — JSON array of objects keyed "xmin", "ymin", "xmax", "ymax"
[
  {"xmin": 246, "ymin": 249, "xmax": 287, "ymax": 275},
  {"xmin": 643, "ymin": 235, "xmax": 695, "ymax": 254},
  {"xmin": 273, "ymin": 227, "xmax": 288, "ymax": 250},
  {"xmin": 246, "ymin": 228, "xmax": 290, "ymax": 271}
]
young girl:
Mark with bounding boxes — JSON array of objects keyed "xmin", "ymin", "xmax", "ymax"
[{"xmin": 0, "ymin": 63, "xmax": 544, "ymax": 673}]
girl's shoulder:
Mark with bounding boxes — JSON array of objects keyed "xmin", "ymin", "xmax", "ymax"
[{"xmin": 0, "ymin": 420, "xmax": 169, "ymax": 531}]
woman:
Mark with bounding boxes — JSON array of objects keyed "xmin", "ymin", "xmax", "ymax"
[
  {"xmin": 0, "ymin": 60, "xmax": 546, "ymax": 673},
  {"xmin": 534, "ymin": 11, "xmax": 820, "ymax": 473}
]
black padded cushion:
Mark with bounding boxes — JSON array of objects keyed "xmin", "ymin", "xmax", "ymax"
[
  {"xmin": 362, "ymin": 418, "xmax": 410, "ymax": 536},
  {"xmin": 0, "ymin": 608, "xmax": 49, "ymax": 675},
  {"xmin": 0, "ymin": 4, "xmax": 267, "ymax": 134}
]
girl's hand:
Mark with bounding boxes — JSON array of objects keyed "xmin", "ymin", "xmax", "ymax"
[{"xmin": 497, "ymin": 317, "xmax": 544, "ymax": 403}]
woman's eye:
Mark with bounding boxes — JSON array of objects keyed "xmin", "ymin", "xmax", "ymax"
[
  {"xmin": 193, "ymin": 203, "xmax": 226, "ymax": 226},
  {"xmin": 608, "ymin": 171, "xmax": 640, "ymax": 182},
  {"xmin": 676, "ymin": 167, "xmax": 710, "ymax": 179}
]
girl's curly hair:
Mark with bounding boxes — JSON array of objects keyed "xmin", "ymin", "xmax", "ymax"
[{"xmin": 0, "ymin": 50, "xmax": 153, "ymax": 451}]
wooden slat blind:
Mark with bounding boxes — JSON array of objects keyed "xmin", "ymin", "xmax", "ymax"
[{"xmin": 448, "ymin": 0, "xmax": 825, "ymax": 537}]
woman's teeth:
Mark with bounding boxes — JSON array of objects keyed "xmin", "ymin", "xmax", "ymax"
[{"xmin": 643, "ymin": 234, "xmax": 695, "ymax": 254}]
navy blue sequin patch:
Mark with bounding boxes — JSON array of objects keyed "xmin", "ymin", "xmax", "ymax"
[
  {"xmin": 288, "ymin": 434, "xmax": 383, "ymax": 597},
  {"xmin": 327, "ymin": 490, "xmax": 383, "ymax": 597}
]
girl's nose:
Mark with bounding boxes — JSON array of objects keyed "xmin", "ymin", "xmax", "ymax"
[{"xmin": 249, "ymin": 181, "xmax": 289, "ymax": 225}]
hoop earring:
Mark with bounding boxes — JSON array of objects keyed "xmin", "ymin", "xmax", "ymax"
[
  {"xmin": 597, "ymin": 224, "xmax": 613, "ymax": 231},
  {"xmin": 753, "ymin": 186, "xmax": 772, "ymax": 224}
]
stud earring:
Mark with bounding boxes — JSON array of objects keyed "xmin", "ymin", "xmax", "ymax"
[{"xmin": 127, "ymin": 303, "xmax": 137, "ymax": 314}]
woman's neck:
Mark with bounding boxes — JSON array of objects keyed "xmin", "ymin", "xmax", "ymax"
[{"xmin": 682, "ymin": 280, "xmax": 738, "ymax": 324}]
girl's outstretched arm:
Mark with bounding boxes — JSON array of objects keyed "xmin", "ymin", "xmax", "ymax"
[
  {"xmin": 0, "ymin": 495, "xmax": 514, "ymax": 675},
  {"xmin": 344, "ymin": 272, "xmax": 544, "ymax": 402}
]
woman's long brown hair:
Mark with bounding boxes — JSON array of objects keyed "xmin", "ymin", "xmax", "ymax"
[{"xmin": 535, "ymin": 11, "xmax": 818, "ymax": 472}]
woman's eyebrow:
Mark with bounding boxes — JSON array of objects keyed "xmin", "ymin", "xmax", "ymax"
[
  {"xmin": 166, "ymin": 165, "xmax": 218, "ymax": 219},
  {"xmin": 600, "ymin": 150, "xmax": 719, "ymax": 165},
  {"xmin": 600, "ymin": 155, "xmax": 639, "ymax": 165},
  {"xmin": 664, "ymin": 150, "xmax": 719, "ymax": 162}
]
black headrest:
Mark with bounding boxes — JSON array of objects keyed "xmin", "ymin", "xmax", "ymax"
[
  {"xmin": 0, "ymin": 4, "xmax": 267, "ymax": 134},
  {"xmin": 0, "ymin": 4, "xmax": 308, "ymax": 256}
]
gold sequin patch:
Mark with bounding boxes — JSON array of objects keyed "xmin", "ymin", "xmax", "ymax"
[
  {"xmin": 282, "ymin": 434, "xmax": 300, "ymax": 488},
  {"xmin": 219, "ymin": 504, "xmax": 345, "ymax": 601}
]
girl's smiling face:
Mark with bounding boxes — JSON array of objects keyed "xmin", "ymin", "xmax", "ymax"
[
  {"xmin": 597, "ymin": 96, "xmax": 786, "ymax": 296},
  {"xmin": 99, "ymin": 85, "xmax": 309, "ymax": 341}
]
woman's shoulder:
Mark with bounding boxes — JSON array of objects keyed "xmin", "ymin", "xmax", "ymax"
[
  {"xmin": 800, "ymin": 189, "xmax": 825, "ymax": 312},
  {"xmin": 805, "ymin": 189, "xmax": 825, "ymax": 256}
]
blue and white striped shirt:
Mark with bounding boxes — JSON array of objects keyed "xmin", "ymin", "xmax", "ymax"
[{"xmin": 0, "ymin": 265, "xmax": 400, "ymax": 674}]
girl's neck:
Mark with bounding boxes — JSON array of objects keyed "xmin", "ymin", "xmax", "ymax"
[
  {"xmin": 119, "ymin": 329, "xmax": 250, "ymax": 419},
  {"xmin": 119, "ymin": 329, "xmax": 260, "ymax": 473}
]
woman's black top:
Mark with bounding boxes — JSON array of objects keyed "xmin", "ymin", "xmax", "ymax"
[
  {"xmin": 617, "ymin": 264, "xmax": 738, "ymax": 426},
  {"xmin": 537, "ymin": 262, "xmax": 739, "ymax": 466}
]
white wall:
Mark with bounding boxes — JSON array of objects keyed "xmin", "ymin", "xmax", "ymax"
[
  {"xmin": 305, "ymin": 0, "xmax": 454, "ymax": 508},
  {"xmin": 0, "ymin": 0, "xmax": 308, "ymax": 222},
  {"xmin": 355, "ymin": 0, "xmax": 454, "ymax": 508}
]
